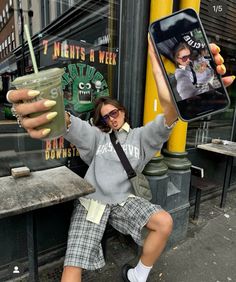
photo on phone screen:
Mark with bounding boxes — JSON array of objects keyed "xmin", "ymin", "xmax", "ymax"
[{"xmin": 149, "ymin": 8, "xmax": 230, "ymax": 121}]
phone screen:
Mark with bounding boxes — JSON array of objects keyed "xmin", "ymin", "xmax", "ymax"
[{"xmin": 149, "ymin": 8, "xmax": 230, "ymax": 121}]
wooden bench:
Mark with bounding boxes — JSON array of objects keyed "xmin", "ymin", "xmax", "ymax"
[
  {"xmin": 197, "ymin": 142, "xmax": 236, "ymax": 208},
  {"xmin": 191, "ymin": 165, "xmax": 216, "ymax": 221}
]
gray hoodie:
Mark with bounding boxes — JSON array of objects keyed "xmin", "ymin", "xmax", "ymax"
[{"xmin": 64, "ymin": 114, "xmax": 172, "ymax": 204}]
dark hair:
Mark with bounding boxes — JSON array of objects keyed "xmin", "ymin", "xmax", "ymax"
[
  {"xmin": 92, "ymin": 96, "xmax": 129, "ymax": 132},
  {"xmin": 173, "ymin": 42, "xmax": 191, "ymax": 66}
]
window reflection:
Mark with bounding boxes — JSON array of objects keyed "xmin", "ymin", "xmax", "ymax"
[{"xmin": 0, "ymin": 1, "xmax": 120, "ymax": 177}]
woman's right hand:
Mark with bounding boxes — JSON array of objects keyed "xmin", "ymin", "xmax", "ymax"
[{"xmin": 7, "ymin": 89, "xmax": 66, "ymax": 139}]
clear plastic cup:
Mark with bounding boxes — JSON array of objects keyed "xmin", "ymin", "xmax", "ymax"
[{"xmin": 12, "ymin": 68, "xmax": 66, "ymax": 140}]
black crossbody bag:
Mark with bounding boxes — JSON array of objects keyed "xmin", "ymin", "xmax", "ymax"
[{"xmin": 110, "ymin": 131, "xmax": 152, "ymax": 201}]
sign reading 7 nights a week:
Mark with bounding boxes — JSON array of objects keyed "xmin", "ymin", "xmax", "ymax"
[
  {"xmin": 42, "ymin": 39, "xmax": 117, "ymax": 65},
  {"xmin": 40, "ymin": 38, "xmax": 119, "ymax": 114}
]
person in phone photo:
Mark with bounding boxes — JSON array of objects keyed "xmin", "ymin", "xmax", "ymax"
[
  {"xmin": 173, "ymin": 42, "xmax": 222, "ymax": 100},
  {"xmin": 173, "ymin": 42, "xmax": 200, "ymax": 100},
  {"xmin": 6, "ymin": 38, "xmax": 233, "ymax": 282}
]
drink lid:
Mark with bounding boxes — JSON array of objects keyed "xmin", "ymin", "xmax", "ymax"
[{"xmin": 12, "ymin": 68, "xmax": 64, "ymax": 87}]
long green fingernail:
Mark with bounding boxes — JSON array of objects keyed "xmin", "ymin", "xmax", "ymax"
[
  {"xmin": 221, "ymin": 65, "xmax": 226, "ymax": 72},
  {"xmin": 232, "ymin": 76, "xmax": 236, "ymax": 81},
  {"xmin": 28, "ymin": 90, "xmax": 40, "ymax": 97},
  {"xmin": 44, "ymin": 100, "xmax": 57, "ymax": 107},
  {"xmin": 46, "ymin": 112, "xmax": 58, "ymax": 120},
  {"xmin": 42, "ymin": 128, "xmax": 51, "ymax": 136},
  {"xmin": 219, "ymin": 56, "xmax": 224, "ymax": 64},
  {"xmin": 216, "ymin": 46, "xmax": 221, "ymax": 52}
]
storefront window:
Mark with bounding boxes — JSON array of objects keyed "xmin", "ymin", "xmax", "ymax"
[
  {"xmin": 187, "ymin": 0, "xmax": 236, "ymax": 148},
  {"xmin": 187, "ymin": 0, "xmax": 236, "ymax": 187},
  {"xmin": 41, "ymin": 0, "xmax": 50, "ymax": 28},
  {"xmin": 0, "ymin": 0, "xmax": 120, "ymax": 177}
]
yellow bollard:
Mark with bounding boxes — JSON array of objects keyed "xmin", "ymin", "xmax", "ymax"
[{"xmin": 180, "ymin": 0, "xmax": 200, "ymax": 10}]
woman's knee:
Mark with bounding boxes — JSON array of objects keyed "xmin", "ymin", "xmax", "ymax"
[
  {"xmin": 148, "ymin": 210, "xmax": 173, "ymax": 236},
  {"xmin": 158, "ymin": 211, "xmax": 173, "ymax": 236}
]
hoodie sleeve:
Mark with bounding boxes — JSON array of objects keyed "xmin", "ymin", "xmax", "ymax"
[
  {"xmin": 63, "ymin": 115, "xmax": 102, "ymax": 165},
  {"xmin": 139, "ymin": 114, "xmax": 173, "ymax": 165}
]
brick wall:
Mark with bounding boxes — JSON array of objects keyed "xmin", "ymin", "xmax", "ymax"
[{"xmin": 0, "ymin": 0, "xmax": 16, "ymax": 63}]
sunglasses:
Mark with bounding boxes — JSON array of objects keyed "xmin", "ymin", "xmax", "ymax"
[
  {"xmin": 102, "ymin": 109, "xmax": 120, "ymax": 123},
  {"xmin": 178, "ymin": 54, "xmax": 191, "ymax": 62}
]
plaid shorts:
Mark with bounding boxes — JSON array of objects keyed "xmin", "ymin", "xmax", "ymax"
[{"xmin": 64, "ymin": 197, "xmax": 162, "ymax": 270}]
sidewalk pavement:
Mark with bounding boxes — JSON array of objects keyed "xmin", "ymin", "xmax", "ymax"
[{"xmin": 35, "ymin": 189, "xmax": 236, "ymax": 282}]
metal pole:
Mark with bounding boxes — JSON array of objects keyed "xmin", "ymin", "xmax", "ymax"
[
  {"xmin": 220, "ymin": 107, "xmax": 236, "ymax": 208},
  {"xmin": 118, "ymin": 0, "xmax": 151, "ymax": 127},
  {"xmin": 27, "ymin": 213, "xmax": 39, "ymax": 282},
  {"xmin": 230, "ymin": 106, "xmax": 236, "ymax": 142}
]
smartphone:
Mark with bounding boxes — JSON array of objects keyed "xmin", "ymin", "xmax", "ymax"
[{"xmin": 149, "ymin": 8, "xmax": 230, "ymax": 122}]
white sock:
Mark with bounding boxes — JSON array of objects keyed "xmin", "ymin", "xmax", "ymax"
[{"xmin": 127, "ymin": 260, "xmax": 153, "ymax": 282}]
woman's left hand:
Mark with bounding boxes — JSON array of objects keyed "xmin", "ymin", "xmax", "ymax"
[{"xmin": 209, "ymin": 43, "xmax": 234, "ymax": 87}]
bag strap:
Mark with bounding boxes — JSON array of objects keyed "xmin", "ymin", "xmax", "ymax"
[
  {"xmin": 190, "ymin": 63, "xmax": 197, "ymax": 85},
  {"xmin": 110, "ymin": 131, "xmax": 136, "ymax": 179}
]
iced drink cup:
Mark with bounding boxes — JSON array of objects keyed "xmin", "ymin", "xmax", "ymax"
[{"xmin": 12, "ymin": 68, "xmax": 66, "ymax": 140}]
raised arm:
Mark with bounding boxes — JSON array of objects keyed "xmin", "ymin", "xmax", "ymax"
[{"xmin": 148, "ymin": 37, "xmax": 178, "ymax": 126}]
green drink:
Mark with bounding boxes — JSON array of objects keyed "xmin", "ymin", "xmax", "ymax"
[{"xmin": 12, "ymin": 68, "xmax": 66, "ymax": 140}]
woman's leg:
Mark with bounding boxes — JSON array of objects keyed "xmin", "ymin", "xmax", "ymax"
[
  {"xmin": 126, "ymin": 210, "xmax": 173, "ymax": 282},
  {"xmin": 141, "ymin": 210, "xmax": 173, "ymax": 266},
  {"xmin": 61, "ymin": 266, "xmax": 82, "ymax": 282},
  {"xmin": 109, "ymin": 198, "xmax": 173, "ymax": 281},
  {"xmin": 61, "ymin": 202, "xmax": 111, "ymax": 281}
]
